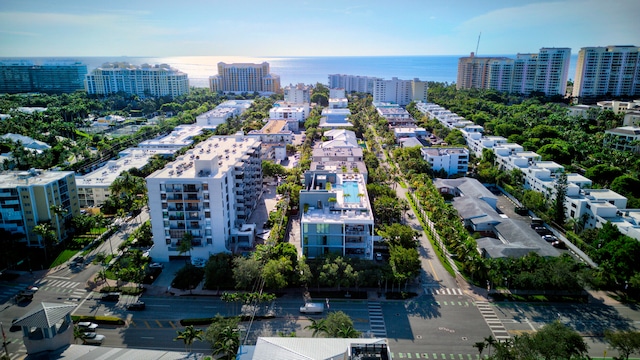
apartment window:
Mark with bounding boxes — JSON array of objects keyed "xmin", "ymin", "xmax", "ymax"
[
  {"xmin": 316, "ymin": 224, "xmax": 329, "ymax": 234},
  {"xmin": 166, "ymin": 239, "xmax": 171, "ymax": 245}
]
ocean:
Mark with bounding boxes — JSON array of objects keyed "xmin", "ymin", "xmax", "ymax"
[{"xmin": 15, "ymin": 55, "xmax": 580, "ymax": 88}]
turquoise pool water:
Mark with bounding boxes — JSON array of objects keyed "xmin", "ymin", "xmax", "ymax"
[{"xmin": 342, "ymin": 181, "xmax": 360, "ymax": 203}]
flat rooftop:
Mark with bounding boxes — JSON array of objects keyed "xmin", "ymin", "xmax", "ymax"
[
  {"xmin": 77, "ymin": 149, "xmax": 164, "ymax": 187},
  {"xmin": 139, "ymin": 125, "xmax": 205, "ymax": 148},
  {"xmin": 0, "ymin": 170, "xmax": 73, "ymax": 188},
  {"xmin": 147, "ymin": 133, "xmax": 261, "ymax": 180}
]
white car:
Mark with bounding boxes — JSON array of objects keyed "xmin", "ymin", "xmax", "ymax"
[
  {"xmin": 77, "ymin": 322, "xmax": 98, "ymax": 331},
  {"xmin": 83, "ymin": 333, "xmax": 105, "ymax": 345},
  {"xmin": 149, "ymin": 263, "xmax": 164, "ymax": 269},
  {"xmin": 191, "ymin": 258, "xmax": 206, "ymax": 268}
]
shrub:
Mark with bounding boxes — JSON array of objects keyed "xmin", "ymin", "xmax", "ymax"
[{"xmin": 72, "ymin": 315, "xmax": 125, "ymax": 326}]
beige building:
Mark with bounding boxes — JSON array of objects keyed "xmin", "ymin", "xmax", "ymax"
[
  {"xmin": 85, "ymin": 62, "xmax": 189, "ymax": 98},
  {"xmin": 209, "ymin": 62, "xmax": 280, "ymax": 93},
  {"xmin": 0, "ymin": 169, "xmax": 80, "ymax": 246}
]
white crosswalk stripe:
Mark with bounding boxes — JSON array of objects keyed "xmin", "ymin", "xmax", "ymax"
[
  {"xmin": 476, "ymin": 301, "xmax": 510, "ymax": 340},
  {"xmin": 36, "ymin": 279, "xmax": 82, "ymax": 293},
  {"xmin": 423, "ymin": 287, "xmax": 464, "ymax": 296},
  {"xmin": 368, "ymin": 301, "xmax": 387, "ymax": 337}
]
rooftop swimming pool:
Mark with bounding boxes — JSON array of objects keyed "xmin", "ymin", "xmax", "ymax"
[{"xmin": 342, "ymin": 181, "xmax": 360, "ymax": 203}]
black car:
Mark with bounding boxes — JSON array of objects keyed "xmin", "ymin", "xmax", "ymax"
[{"xmin": 126, "ymin": 301, "xmax": 146, "ymax": 310}]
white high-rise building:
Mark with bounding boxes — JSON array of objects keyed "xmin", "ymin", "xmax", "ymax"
[
  {"xmin": 372, "ymin": 78, "xmax": 428, "ymax": 106},
  {"xmin": 283, "ymin": 83, "xmax": 310, "ymax": 103},
  {"xmin": 85, "ymin": 62, "xmax": 189, "ymax": 98},
  {"xmin": 327, "ymin": 74, "xmax": 381, "ymax": 94},
  {"xmin": 573, "ymin": 45, "xmax": 640, "ymax": 99},
  {"xmin": 457, "ymin": 48, "xmax": 571, "ymax": 96},
  {"xmin": 146, "ymin": 132, "xmax": 262, "ymax": 262}
]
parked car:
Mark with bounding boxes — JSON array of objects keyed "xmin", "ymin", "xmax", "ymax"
[
  {"xmin": 77, "ymin": 322, "xmax": 98, "ymax": 331},
  {"xmin": 542, "ymin": 235, "xmax": 558, "ymax": 242},
  {"xmin": 533, "ymin": 227, "xmax": 552, "ymax": 235},
  {"xmin": 149, "ymin": 263, "xmax": 164, "ymax": 269},
  {"xmin": 299, "ymin": 303, "xmax": 324, "ymax": 314},
  {"xmin": 101, "ymin": 292, "xmax": 121, "ymax": 302},
  {"xmin": 82, "ymin": 333, "xmax": 105, "ymax": 345},
  {"xmin": 552, "ymin": 240, "xmax": 567, "ymax": 249},
  {"xmin": 375, "ymin": 253, "xmax": 383, "ymax": 261},
  {"xmin": 127, "ymin": 301, "xmax": 146, "ymax": 310}
]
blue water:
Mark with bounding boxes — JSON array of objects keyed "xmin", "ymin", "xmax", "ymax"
[
  {"xmin": 342, "ymin": 181, "xmax": 360, "ymax": 203},
  {"xmin": 8, "ymin": 54, "xmax": 579, "ymax": 88}
]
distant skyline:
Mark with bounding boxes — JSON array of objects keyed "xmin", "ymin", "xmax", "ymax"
[{"xmin": 1, "ymin": 0, "xmax": 638, "ymax": 58}]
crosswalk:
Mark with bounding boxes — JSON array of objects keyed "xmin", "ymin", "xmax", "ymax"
[
  {"xmin": 424, "ymin": 287, "xmax": 464, "ymax": 296},
  {"xmin": 34, "ymin": 279, "xmax": 86, "ymax": 303},
  {"xmin": 476, "ymin": 301, "xmax": 510, "ymax": 340},
  {"xmin": 391, "ymin": 352, "xmax": 485, "ymax": 359},
  {"xmin": 368, "ymin": 301, "xmax": 387, "ymax": 337},
  {"xmin": 0, "ymin": 282, "xmax": 30, "ymax": 303}
]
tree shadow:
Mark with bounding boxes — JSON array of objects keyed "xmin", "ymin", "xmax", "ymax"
[{"xmin": 404, "ymin": 295, "xmax": 442, "ymax": 320}]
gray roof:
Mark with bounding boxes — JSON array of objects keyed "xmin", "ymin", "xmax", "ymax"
[
  {"xmin": 494, "ymin": 220, "xmax": 560, "ymax": 257},
  {"xmin": 453, "ymin": 196, "xmax": 501, "ymax": 223},
  {"xmin": 238, "ymin": 337, "xmax": 389, "ymax": 360},
  {"xmin": 13, "ymin": 302, "xmax": 76, "ymax": 328},
  {"xmin": 24, "ymin": 344, "xmax": 203, "ymax": 360},
  {"xmin": 476, "ymin": 237, "xmax": 542, "ymax": 258},
  {"xmin": 434, "ymin": 178, "xmax": 497, "ymax": 205}
]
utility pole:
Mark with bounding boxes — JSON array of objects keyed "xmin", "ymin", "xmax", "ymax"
[{"xmin": 1, "ymin": 322, "xmax": 10, "ymax": 359}]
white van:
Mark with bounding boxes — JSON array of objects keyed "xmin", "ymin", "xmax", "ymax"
[{"xmin": 299, "ymin": 303, "xmax": 325, "ymax": 314}]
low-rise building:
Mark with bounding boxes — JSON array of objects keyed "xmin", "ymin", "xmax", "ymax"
[
  {"xmin": 300, "ymin": 171, "xmax": 374, "ymax": 259},
  {"xmin": 421, "ymin": 148, "xmax": 469, "ymax": 176},
  {"xmin": 76, "ymin": 148, "xmax": 173, "ymax": 208},
  {"xmin": 604, "ymin": 126, "xmax": 640, "ymax": 154},
  {"xmin": 247, "ymin": 120, "xmax": 295, "ymax": 161},
  {"xmin": 138, "ymin": 125, "xmax": 205, "ymax": 150},
  {"xmin": 319, "ymin": 108, "xmax": 352, "ymax": 128}
]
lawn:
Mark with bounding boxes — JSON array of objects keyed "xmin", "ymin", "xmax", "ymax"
[{"xmin": 50, "ymin": 249, "xmax": 80, "ymax": 268}]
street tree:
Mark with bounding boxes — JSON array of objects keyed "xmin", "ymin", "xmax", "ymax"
[
  {"xmin": 605, "ymin": 329, "xmax": 640, "ymax": 360},
  {"xmin": 173, "ymin": 325, "xmax": 204, "ymax": 352}
]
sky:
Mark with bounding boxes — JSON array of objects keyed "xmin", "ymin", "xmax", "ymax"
[{"xmin": 0, "ymin": 0, "xmax": 639, "ymax": 57}]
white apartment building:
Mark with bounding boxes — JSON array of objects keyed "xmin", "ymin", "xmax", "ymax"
[
  {"xmin": 300, "ymin": 171, "xmax": 374, "ymax": 260},
  {"xmin": 421, "ymin": 148, "xmax": 469, "ymax": 176},
  {"xmin": 373, "ymin": 78, "xmax": 428, "ymax": 106},
  {"xmin": 327, "ymin": 74, "xmax": 380, "ymax": 93},
  {"xmin": 320, "ymin": 108, "xmax": 352, "ymax": 128},
  {"xmin": 76, "ymin": 148, "xmax": 172, "ymax": 208},
  {"xmin": 457, "ymin": 48, "xmax": 571, "ymax": 96},
  {"xmin": 376, "ymin": 107, "xmax": 415, "ymax": 127},
  {"xmin": 283, "ymin": 83, "xmax": 310, "ymax": 103},
  {"xmin": 573, "ymin": 45, "xmax": 640, "ymax": 99},
  {"xmin": 269, "ymin": 105, "xmax": 307, "ymax": 122},
  {"xmin": 85, "ymin": 63, "xmax": 189, "ymax": 98},
  {"xmin": 0, "ymin": 170, "xmax": 79, "ymax": 247},
  {"xmin": 209, "ymin": 62, "xmax": 280, "ymax": 93},
  {"xmin": 146, "ymin": 132, "xmax": 262, "ymax": 262},
  {"xmin": 195, "ymin": 101, "xmax": 253, "ymax": 128},
  {"xmin": 247, "ymin": 120, "xmax": 294, "ymax": 161},
  {"xmin": 328, "ymin": 98, "xmax": 348, "ymax": 109},
  {"xmin": 138, "ymin": 125, "xmax": 205, "ymax": 150},
  {"xmin": 329, "ymin": 88, "xmax": 346, "ymax": 98}
]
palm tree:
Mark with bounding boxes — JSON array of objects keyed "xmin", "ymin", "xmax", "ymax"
[
  {"xmin": 73, "ymin": 325, "xmax": 84, "ymax": 344},
  {"xmin": 173, "ymin": 325, "xmax": 204, "ymax": 352},
  {"xmin": 49, "ymin": 204, "xmax": 67, "ymax": 240},
  {"xmin": 484, "ymin": 335, "xmax": 497, "ymax": 357},
  {"xmin": 33, "ymin": 222, "xmax": 55, "ymax": 263},
  {"xmin": 305, "ymin": 318, "xmax": 328, "ymax": 337},
  {"xmin": 473, "ymin": 341, "xmax": 486, "ymax": 358},
  {"xmin": 178, "ymin": 233, "xmax": 194, "ymax": 263},
  {"xmin": 212, "ymin": 325, "xmax": 240, "ymax": 360},
  {"xmin": 335, "ymin": 324, "xmax": 361, "ymax": 338}
]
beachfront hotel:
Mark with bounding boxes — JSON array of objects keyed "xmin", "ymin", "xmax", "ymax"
[
  {"xmin": 572, "ymin": 45, "xmax": 640, "ymax": 99},
  {"xmin": 0, "ymin": 60, "xmax": 87, "ymax": 94},
  {"xmin": 299, "ymin": 171, "xmax": 374, "ymax": 260},
  {"xmin": 85, "ymin": 62, "xmax": 189, "ymax": 98},
  {"xmin": 0, "ymin": 169, "xmax": 80, "ymax": 247},
  {"xmin": 146, "ymin": 132, "xmax": 262, "ymax": 262},
  {"xmin": 457, "ymin": 47, "xmax": 571, "ymax": 96},
  {"xmin": 209, "ymin": 62, "xmax": 280, "ymax": 94}
]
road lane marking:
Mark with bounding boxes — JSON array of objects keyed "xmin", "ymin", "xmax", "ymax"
[
  {"xmin": 169, "ymin": 321, "xmax": 176, "ymax": 329},
  {"xmin": 140, "ymin": 336, "xmax": 155, "ymax": 339},
  {"xmin": 428, "ymin": 260, "xmax": 439, "ymax": 281},
  {"xmin": 155, "ymin": 320, "xmax": 163, "ymax": 328}
]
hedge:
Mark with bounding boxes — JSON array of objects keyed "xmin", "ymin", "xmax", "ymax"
[
  {"xmin": 99, "ymin": 286, "xmax": 144, "ymax": 295},
  {"xmin": 180, "ymin": 314, "xmax": 275, "ymax": 326}
]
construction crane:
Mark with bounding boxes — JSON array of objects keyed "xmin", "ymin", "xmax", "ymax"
[{"xmin": 475, "ymin": 32, "xmax": 482, "ymax": 56}]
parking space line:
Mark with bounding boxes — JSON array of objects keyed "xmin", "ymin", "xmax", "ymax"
[{"xmin": 155, "ymin": 320, "xmax": 163, "ymax": 328}]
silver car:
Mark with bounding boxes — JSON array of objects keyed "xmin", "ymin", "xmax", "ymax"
[{"xmin": 82, "ymin": 332, "xmax": 105, "ymax": 345}]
